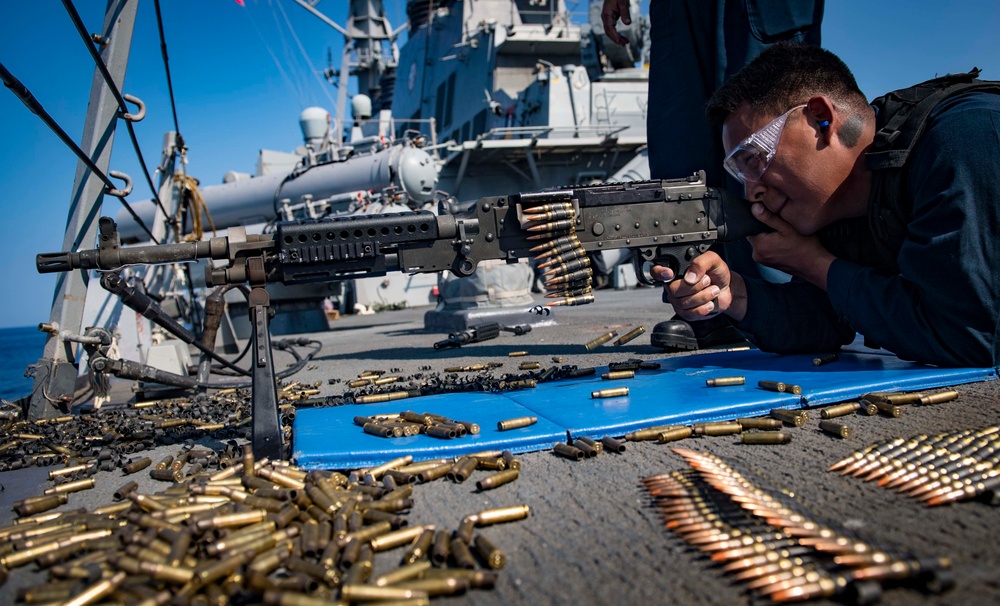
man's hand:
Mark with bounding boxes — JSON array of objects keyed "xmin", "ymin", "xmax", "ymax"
[
  {"xmin": 653, "ymin": 252, "xmax": 748, "ymax": 322},
  {"xmin": 601, "ymin": 0, "xmax": 631, "ymax": 46},
  {"xmin": 747, "ymin": 203, "xmax": 836, "ymax": 290}
]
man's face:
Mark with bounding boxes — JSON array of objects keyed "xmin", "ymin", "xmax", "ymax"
[{"xmin": 722, "ymin": 103, "xmax": 842, "ymax": 235}]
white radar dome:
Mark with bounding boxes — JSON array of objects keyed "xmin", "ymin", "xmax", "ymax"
[
  {"xmin": 351, "ymin": 94, "xmax": 373, "ymax": 121},
  {"xmin": 299, "ymin": 107, "xmax": 330, "ymax": 143}
]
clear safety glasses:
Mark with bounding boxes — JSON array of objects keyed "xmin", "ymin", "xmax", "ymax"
[{"xmin": 723, "ymin": 104, "xmax": 806, "ymax": 184}]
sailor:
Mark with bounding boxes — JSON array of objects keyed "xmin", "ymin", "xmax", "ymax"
[
  {"xmin": 655, "ymin": 43, "xmax": 1000, "ymax": 368},
  {"xmin": 602, "ymin": 0, "xmax": 824, "ymax": 351}
]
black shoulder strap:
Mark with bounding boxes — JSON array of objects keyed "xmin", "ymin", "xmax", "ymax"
[{"xmin": 865, "ymin": 69, "xmax": 1000, "ymax": 269}]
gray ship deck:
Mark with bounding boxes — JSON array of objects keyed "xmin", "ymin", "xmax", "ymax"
[{"xmin": 2, "ymin": 287, "xmax": 998, "ymax": 605}]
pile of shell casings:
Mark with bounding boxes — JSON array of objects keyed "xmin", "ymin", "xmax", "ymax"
[
  {"xmin": 2, "ymin": 448, "xmax": 529, "ymax": 604},
  {"xmin": 614, "ymin": 414, "xmax": 791, "ymax": 448},
  {"xmin": 353, "ymin": 411, "xmax": 480, "ymax": 440},
  {"xmin": 0, "ymin": 390, "xmax": 264, "ymax": 473},
  {"xmin": 642, "ymin": 448, "xmax": 954, "ymax": 603},
  {"xmin": 524, "ymin": 203, "xmax": 595, "ymax": 307},
  {"xmin": 830, "ymin": 425, "xmax": 1000, "ymax": 506}
]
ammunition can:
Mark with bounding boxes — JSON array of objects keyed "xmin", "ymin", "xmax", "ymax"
[
  {"xmin": 602, "ymin": 370, "xmax": 635, "ymax": 380},
  {"xmin": 613, "ymin": 326, "xmax": 646, "ymax": 346},
  {"xmin": 553, "ymin": 443, "xmax": 584, "ymax": 460},
  {"xmin": 497, "ymin": 416, "xmax": 537, "ymax": 431},
  {"xmin": 657, "ymin": 427, "xmax": 694, "ymax": 444},
  {"xmin": 820, "ymin": 402, "xmax": 862, "ymax": 419},
  {"xmin": 819, "ymin": 420, "xmax": 851, "ymax": 439},
  {"xmin": 758, "ymin": 380, "xmax": 787, "ymax": 393},
  {"xmin": 736, "ymin": 418, "xmax": 784, "ymax": 431},
  {"xmin": 919, "ymin": 390, "xmax": 959, "ymax": 406},
  {"xmin": 770, "ymin": 409, "xmax": 807, "ymax": 426},
  {"xmin": 592, "ymin": 387, "xmax": 629, "ymax": 399},
  {"xmin": 601, "ymin": 436, "xmax": 627, "ymax": 453},
  {"xmin": 476, "ymin": 469, "xmax": 519, "ymax": 491},
  {"xmin": 813, "ymin": 353, "xmax": 839, "ymax": 366},
  {"xmin": 584, "ymin": 331, "xmax": 617, "ymax": 350},
  {"xmin": 473, "ymin": 534, "xmax": 507, "ymax": 569},
  {"xmin": 741, "ymin": 432, "xmax": 792, "ymax": 445},
  {"xmin": 706, "ymin": 376, "xmax": 746, "ymax": 387}
]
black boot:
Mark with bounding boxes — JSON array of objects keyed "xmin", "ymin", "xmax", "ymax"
[{"xmin": 651, "ymin": 314, "xmax": 747, "ymax": 351}]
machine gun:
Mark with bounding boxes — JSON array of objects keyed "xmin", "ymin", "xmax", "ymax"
[{"xmin": 37, "ymin": 171, "xmax": 764, "ymax": 458}]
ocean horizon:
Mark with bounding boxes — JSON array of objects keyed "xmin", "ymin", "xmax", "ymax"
[{"xmin": 0, "ymin": 325, "xmax": 46, "ymax": 401}]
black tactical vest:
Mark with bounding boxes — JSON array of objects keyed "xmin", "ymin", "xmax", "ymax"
[{"xmin": 863, "ymin": 69, "xmax": 1000, "ymax": 270}]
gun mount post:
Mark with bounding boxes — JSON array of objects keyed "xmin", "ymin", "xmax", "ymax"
[{"xmin": 246, "ymin": 258, "xmax": 283, "ymax": 460}]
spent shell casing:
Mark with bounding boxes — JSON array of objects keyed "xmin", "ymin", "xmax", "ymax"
[
  {"xmin": 476, "ymin": 469, "xmax": 519, "ymax": 491},
  {"xmin": 473, "ymin": 535, "xmax": 506, "ymax": 570},
  {"xmin": 741, "ymin": 432, "xmax": 792, "ymax": 445},
  {"xmin": 430, "ymin": 530, "xmax": 451, "ymax": 567},
  {"xmin": 575, "ymin": 436, "xmax": 603, "ymax": 453},
  {"xmin": 736, "ymin": 418, "xmax": 784, "ymax": 431},
  {"xmin": 592, "ymin": 387, "xmax": 629, "ymax": 399},
  {"xmin": 445, "ymin": 457, "xmax": 478, "ymax": 483},
  {"xmin": 508, "ymin": 351, "xmax": 528, "ymax": 357},
  {"xmin": 602, "ymin": 370, "xmax": 635, "ymax": 380},
  {"xmin": 819, "ymin": 420, "xmax": 851, "ymax": 439},
  {"xmin": 625, "ymin": 425, "xmax": 677, "ymax": 441},
  {"xmin": 758, "ymin": 380, "xmax": 787, "ymax": 393},
  {"xmin": 43, "ymin": 477, "xmax": 95, "ymax": 495},
  {"xmin": 706, "ymin": 376, "xmax": 746, "ymax": 387},
  {"xmin": 699, "ymin": 422, "xmax": 743, "ymax": 437},
  {"xmin": 601, "ymin": 436, "xmax": 627, "ymax": 453},
  {"xmin": 553, "ymin": 443, "xmax": 584, "ymax": 460},
  {"xmin": 820, "ymin": 402, "xmax": 862, "ymax": 419},
  {"xmin": 585, "ymin": 332, "xmax": 618, "ymax": 350},
  {"xmin": 613, "ymin": 326, "xmax": 646, "ymax": 346},
  {"xmin": 518, "ymin": 362, "xmax": 542, "ymax": 370},
  {"xmin": 812, "ymin": 353, "xmax": 839, "ymax": 366},
  {"xmin": 860, "ymin": 399, "xmax": 879, "ymax": 415},
  {"xmin": 497, "ymin": 416, "xmax": 537, "ymax": 431},
  {"xmin": 122, "ymin": 457, "xmax": 152, "ymax": 475},
  {"xmin": 919, "ymin": 390, "xmax": 959, "ymax": 405},
  {"xmin": 770, "ymin": 409, "xmax": 807, "ymax": 426},
  {"xmin": 873, "ymin": 400, "xmax": 903, "ymax": 418},
  {"xmin": 340, "ymin": 585, "xmax": 429, "ymax": 602},
  {"xmin": 657, "ymin": 427, "xmax": 694, "ymax": 443}
]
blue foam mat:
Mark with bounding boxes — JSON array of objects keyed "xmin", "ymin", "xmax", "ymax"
[{"xmin": 293, "ymin": 348, "xmax": 997, "ymax": 469}]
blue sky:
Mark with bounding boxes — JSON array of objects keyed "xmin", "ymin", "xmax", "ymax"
[{"xmin": 1, "ymin": 0, "xmax": 999, "ymax": 330}]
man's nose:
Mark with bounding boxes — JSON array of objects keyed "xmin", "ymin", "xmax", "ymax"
[{"xmin": 744, "ymin": 179, "xmax": 767, "ymax": 202}]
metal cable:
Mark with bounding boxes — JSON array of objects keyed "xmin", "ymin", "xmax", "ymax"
[
  {"xmin": 0, "ymin": 61, "xmax": 159, "ymax": 243},
  {"xmin": 60, "ymin": 0, "xmax": 172, "ymax": 222},
  {"xmin": 152, "ymin": 0, "xmax": 182, "ymax": 137}
]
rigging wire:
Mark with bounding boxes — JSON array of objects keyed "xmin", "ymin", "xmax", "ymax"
[
  {"xmin": 152, "ymin": 0, "xmax": 182, "ymax": 138},
  {"xmin": 60, "ymin": 0, "xmax": 172, "ymax": 225},
  {"xmin": 271, "ymin": 0, "xmax": 340, "ymax": 110},
  {"xmin": 0, "ymin": 61, "xmax": 160, "ymax": 243}
]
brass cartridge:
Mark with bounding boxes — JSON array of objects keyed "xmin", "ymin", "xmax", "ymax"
[
  {"xmin": 657, "ymin": 427, "xmax": 694, "ymax": 443},
  {"xmin": 501, "ymin": 450, "xmax": 521, "ymax": 470},
  {"xmin": 601, "ymin": 436, "xmax": 627, "ymax": 453},
  {"xmin": 476, "ymin": 469, "xmax": 519, "ymax": 491},
  {"xmin": 698, "ymin": 422, "xmax": 743, "ymax": 437},
  {"xmin": 602, "ymin": 370, "xmax": 635, "ymax": 380},
  {"xmin": 859, "ymin": 399, "xmax": 879, "ymax": 416},
  {"xmin": 401, "ymin": 528, "xmax": 436, "ymax": 565},
  {"xmin": 819, "ymin": 420, "xmax": 851, "ymax": 439},
  {"xmin": 592, "ymin": 387, "xmax": 629, "ymax": 399},
  {"xmin": 449, "ymin": 537, "xmax": 478, "ymax": 569},
  {"xmin": 812, "ymin": 353, "xmax": 839, "ymax": 366},
  {"xmin": 374, "ymin": 560, "xmax": 433, "ymax": 587},
  {"xmin": 416, "ymin": 463, "xmax": 452, "ymax": 483},
  {"xmin": 770, "ymin": 409, "xmax": 807, "ymax": 426},
  {"xmin": 473, "ymin": 534, "xmax": 507, "ymax": 569},
  {"xmin": 919, "ymin": 390, "xmax": 959, "ymax": 406},
  {"xmin": 340, "ymin": 584, "xmax": 429, "ymax": 602},
  {"xmin": 430, "ymin": 529, "xmax": 451, "ymax": 566},
  {"xmin": 508, "ymin": 351, "xmax": 528, "ymax": 357},
  {"xmin": 497, "ymin": 416, "xmax": 537, "ymax": 431},
  {"xmin": 571, "ymin": 439, "xmax": 599, "ymax": 458},
  {"xmin": 43, "ymin": 478, "xmax": 95, "ymax": 495},
  {"xmin": 122, "ymin": 457, "xmax": 153, "ymax": 474},
  {"xmin": 873, "ymin": 400, "xmax": 904, "ymax": 418},
  {"xmin": 758, "ymin": 380, "xmax": 787, "ymax": 393},
  {"xmin": 12, "ymin": 493, "xmax": 68, "ymax": 517},
  {"xmin": 820, "ymin": 402, "xmax": 861, "ymax": 419},
  {"xmin": 113, "ymin": 480, "xmax": 138, "ymax": 501},
  {"xmin": 63, "ymin": 570, "xmax": 126, "ymax": 606},
  {"xmin": 613, "ymin": 326, "xmax": 646, "ymax": 346},
  {"xmin": 446, "ymin": 457, "xmax": 478, "ymax": 483},
  {"xmin": 585, "ymin": 331, "xmax": 618, "ymax": 350},
  {"xmin": 362, "ymin": 423, "xmax": 393, "ymax": 438},
  {"xmin": 370, "ymin": 525, "xmax": 428, "ymax": 553},
  {"xmin": 706, "ymin": 376, "xmax": 746, "ymax": 387},
  {"xmin": 741, "ymin": 432, "xmax": 792, "ymax": 445},
  {"xmin": 736, "ymin": 418, "xmax": 784, "ymax": 431},
  {"xmin": 625, "ymin": 426, "xmax": 678, "ymax": 441},
  {"xmin": 575, "ymin": 436, "xmax": 603, "ymax": 453},
  {"xmin": 394, "ymin": 577, "xmax": 469, "ymax": 597},
  {"xmin": 518, "ymin": 362, "xmax": 542, "ymax": 370},
  {"xmin": 553, "ymin": 443, "xmax": 584, "ymax": 460}
]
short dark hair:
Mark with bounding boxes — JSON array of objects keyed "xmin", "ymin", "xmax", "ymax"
[{"xmin": 706, "ymin": 43, "xmax": 867, "ymax": 125}]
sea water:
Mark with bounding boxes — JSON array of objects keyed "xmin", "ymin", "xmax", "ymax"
[{"xmin": 0, "ymin": 326, "xmax": 46, "ymax": 401}]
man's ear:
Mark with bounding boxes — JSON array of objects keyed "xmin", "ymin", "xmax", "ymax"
[{"xmin": 806, "ymin": 96, "xmax": 836, "ymax": 144}]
